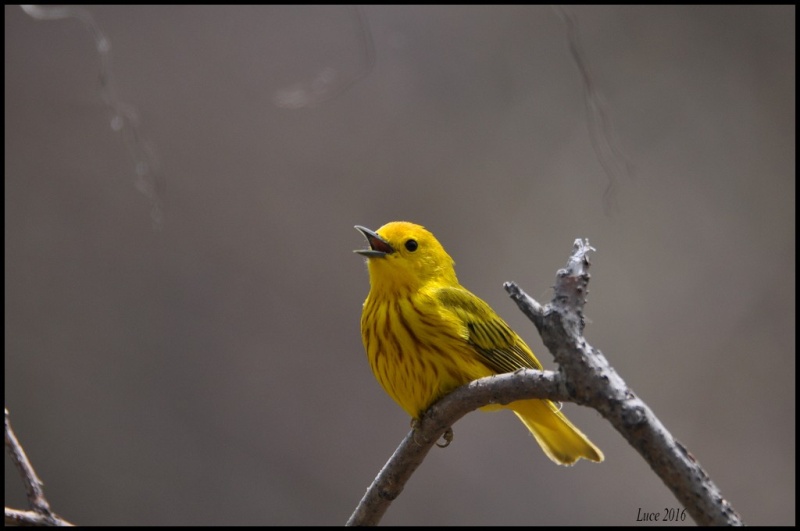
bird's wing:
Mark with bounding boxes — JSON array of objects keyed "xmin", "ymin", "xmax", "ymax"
[{"xmin": 435, "ymin": 286, "xmax": 543, "ymax": 373}]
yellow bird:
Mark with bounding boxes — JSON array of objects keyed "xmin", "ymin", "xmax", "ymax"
[{"xmin": 355, "ymin": 221, "xmax": 603, "ymax": 465}]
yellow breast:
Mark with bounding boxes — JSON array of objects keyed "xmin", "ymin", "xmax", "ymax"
[{"xmin": 361, "ymin": 292, "xmax": 493, "ymax": 418}]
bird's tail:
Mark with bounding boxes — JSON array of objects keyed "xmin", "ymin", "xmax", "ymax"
[{"xmin": 509, "ymin": 399, "xmax": 604, "ymax": 465}]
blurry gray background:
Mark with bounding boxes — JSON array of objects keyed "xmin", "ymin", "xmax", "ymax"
[{"xmin": 5, "ymin": 5, "xmax": 794, "ymax": 525}]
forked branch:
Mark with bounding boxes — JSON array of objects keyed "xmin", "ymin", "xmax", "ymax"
[
  {"xmin": 347, "ymin": 239, "xmax": 743, "ymax": 526},
  {"xmin": 5, "ymin": 408, "xmax": 73, "ymax": 526}
]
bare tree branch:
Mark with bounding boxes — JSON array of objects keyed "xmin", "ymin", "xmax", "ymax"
[
  {"xmin": 346, "ymin": 370, "xmax": 565, "ymax": 526},
  {"xmin": 5, "ymin": 408, "xmax": 73, "ymax": 526},
  {"xmin": 347, "ymin": 239, "xmax": 744, "ymax": 526},
  {"xmin": 504, "ymin": 240, "xmax": 743, "ymax": 526}
]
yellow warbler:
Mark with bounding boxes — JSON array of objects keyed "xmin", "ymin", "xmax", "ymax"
[{"xmin": 355, "ymin": 221, "xmax": 603, "ymax": 465}]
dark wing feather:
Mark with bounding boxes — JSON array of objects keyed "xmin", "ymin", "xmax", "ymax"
[{"xmin": 435, "ymin": 286, "xmax": 542, "ymax": 373}]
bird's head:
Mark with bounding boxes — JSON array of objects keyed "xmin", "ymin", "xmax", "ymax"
[{"xmin": 355, "ymin": 221, "xmax": 458, "ymax": 293}]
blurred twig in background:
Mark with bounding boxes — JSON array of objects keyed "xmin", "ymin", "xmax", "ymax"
[
  {"xmin": 20, "ymin": 4, "xmax": 165, "ymax": 230},
  {"xmin": 554, "ymin": 6, "xmax": 635, "ymax": 215}
]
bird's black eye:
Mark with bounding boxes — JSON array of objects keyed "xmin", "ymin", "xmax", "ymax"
[{"xmin": 405, "ymin": 239, "xmax": 418, "ymax": 252}]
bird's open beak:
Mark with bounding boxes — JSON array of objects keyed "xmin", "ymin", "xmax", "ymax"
[{"xmin": 354, "ymin": 225, "xmax": 394, "ymax": 257}]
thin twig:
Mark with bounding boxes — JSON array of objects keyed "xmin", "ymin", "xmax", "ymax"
[{"xmin": 5, "ymin": 408, "xmax": 73, "ymax": 526}]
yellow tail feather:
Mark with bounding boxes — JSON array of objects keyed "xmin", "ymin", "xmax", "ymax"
[{"xmin": 509, "ymin": 399, "xmax": 604, "ymax": 466}]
